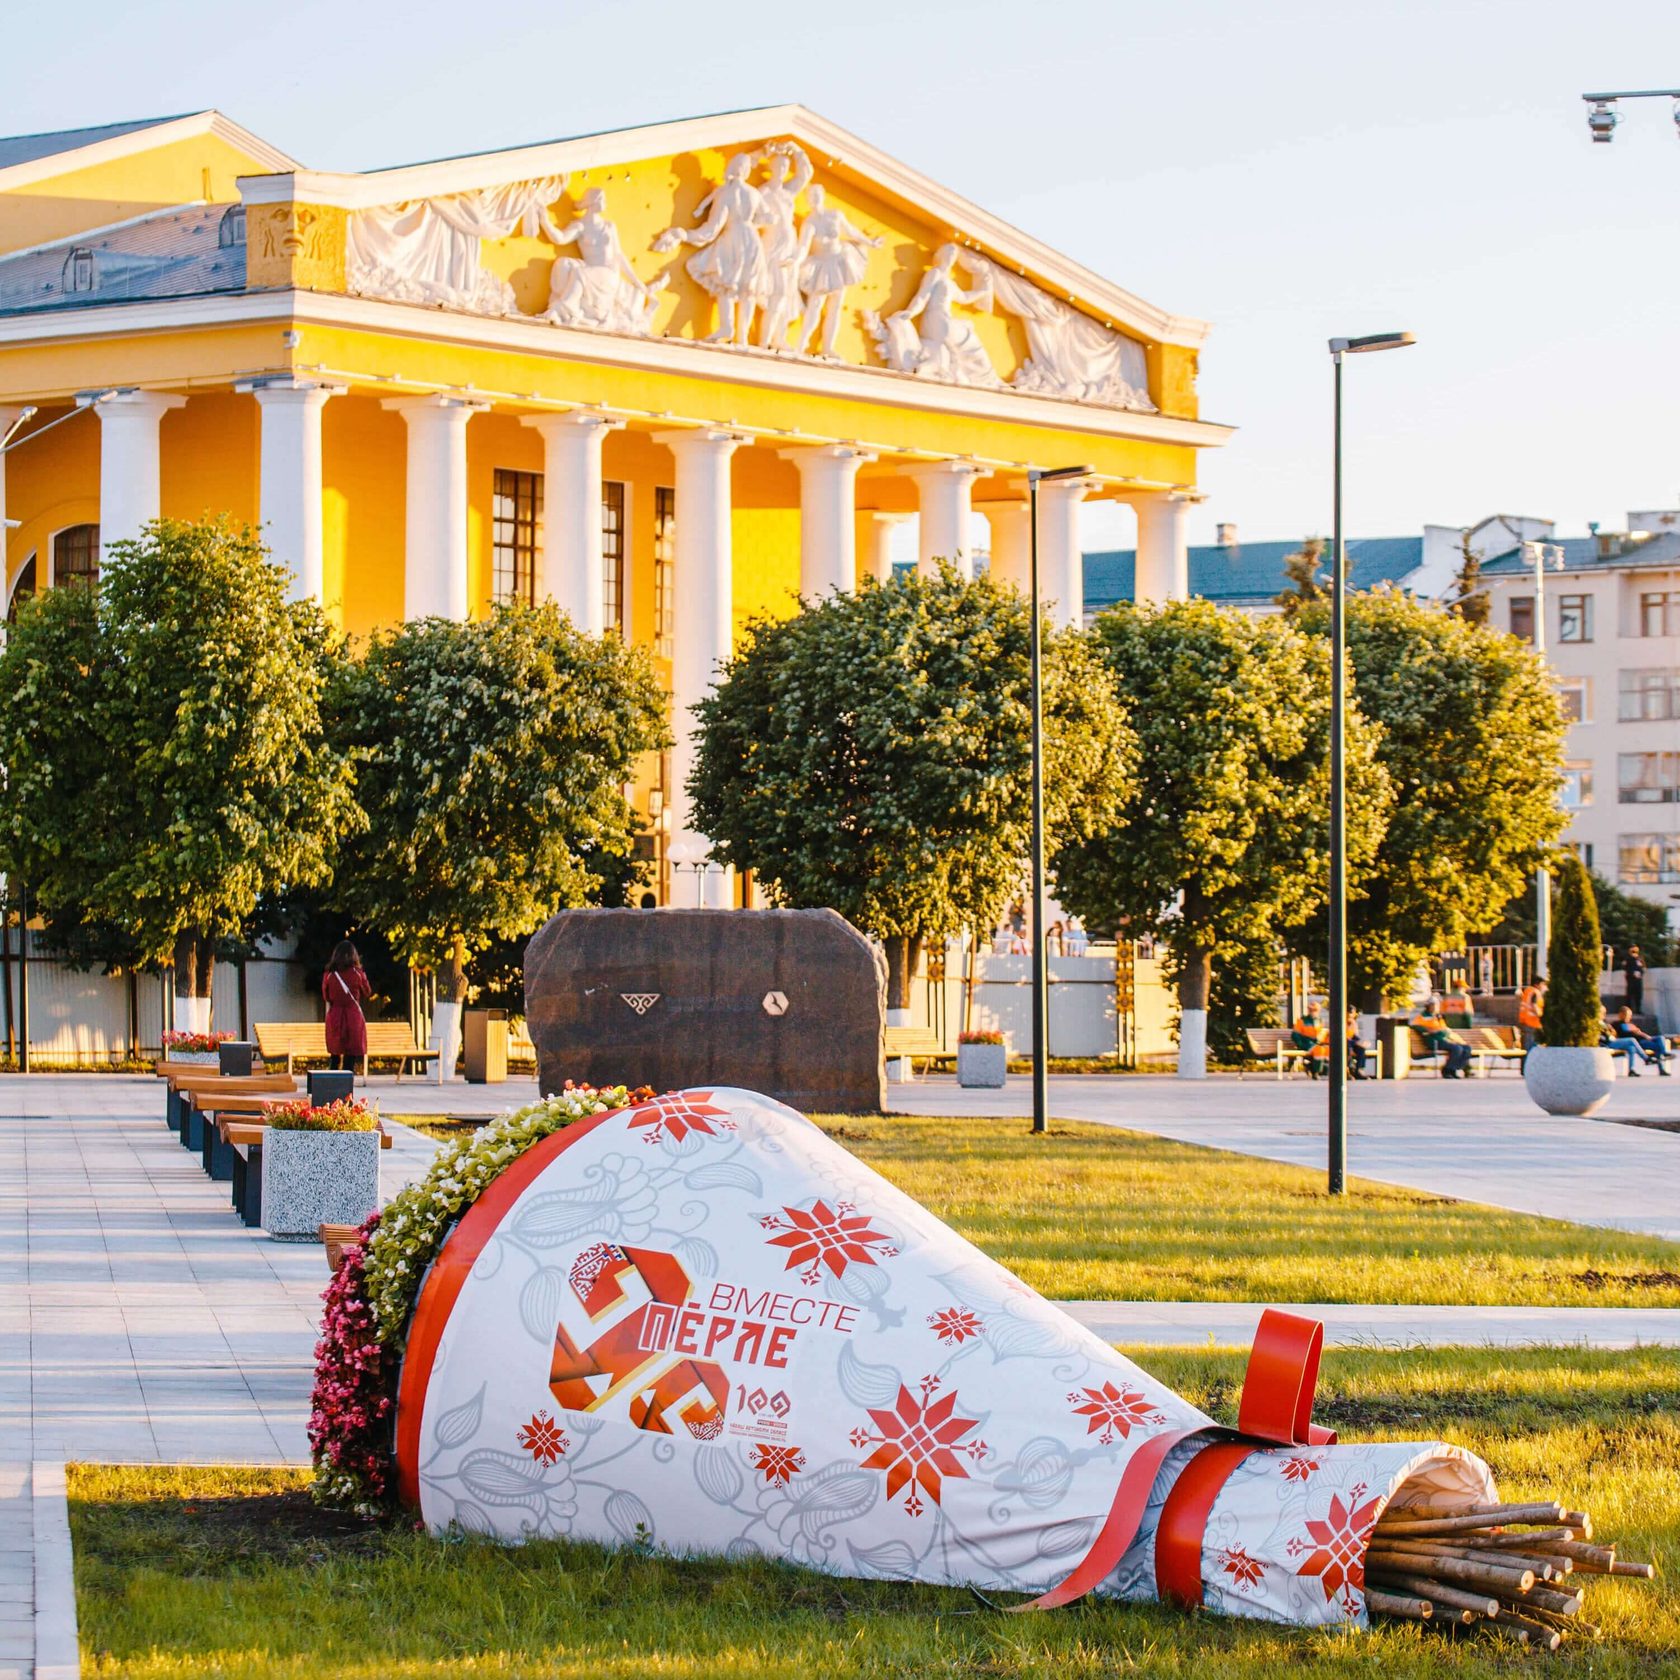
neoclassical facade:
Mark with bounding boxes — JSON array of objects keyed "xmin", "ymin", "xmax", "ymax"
[{"xmin": 0, "ymin": 107, "xmax": 1231, "ymax": 903}]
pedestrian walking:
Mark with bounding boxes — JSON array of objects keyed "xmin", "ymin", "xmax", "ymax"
[
  {"xmin": 1622, "ymin": 945, "xmax": 1647, "ymax": 1014},
  {"xmin": 322, "ymin": 939, "xmax": 371, "ymax": 1075}
]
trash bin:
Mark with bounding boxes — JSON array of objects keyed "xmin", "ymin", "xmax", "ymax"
[
  {"xmin": 218, "ymin": 1041, "xmax": 255, "ymax": 1077},
  {"xmin": 463, "ymin": 1008, "xmax": 509, "ymax": 1084},
  {"xmin": 1376, "ymin": 1015, "xmax": 1412, "ymax": 1081}
]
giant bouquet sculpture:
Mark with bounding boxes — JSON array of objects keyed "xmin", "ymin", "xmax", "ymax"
[{"xmin": 314, "ymin": 1088, "xmax": 1650, "ymax": 1649}]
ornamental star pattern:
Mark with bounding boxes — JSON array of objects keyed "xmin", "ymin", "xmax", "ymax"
[
  {"xmin": 1219, "ymin": 1545, "xmax": 1265, "ymax": 1592},
  {"xmin": 760, "ymin": 1198, "xmax": 898, "ymax": 1285},
  {"xmin": 1280, "ymin": 1454, "xmax": 1321, "ymax": 1483},
  {"xmin": 927, "ymin": 1307, "xmax": 984, "ymax": 1345},
  {"xmin": 1287, "ymin": 1487, "xmax": 1382, "ymax": 1614},
  {"xmin": 750, "ymin": 1443, "xmax": 807, "ymax": 1486},
  {"xmin": 850, "ymin": 1376, "xmax": 988, "ymax": 1517},
  {"xmin": 1067, "ymin": 1381, "xmax": 1167, "ymax": 1445},
  {"xmin": 515, "ymin": 1411, "xmax": 569, "ymax": 1466},
  {"xmin": 625, "ymin": 1090, "xmax": 736, "ymax": 1146}
]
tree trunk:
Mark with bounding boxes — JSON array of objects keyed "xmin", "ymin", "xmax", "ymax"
[
  {"xmin": 430, "ymin": 938, "xmax": 469, "ymax": 1082},
  {"xmin": 172, "ymin": 927, "xmax": 215, "ymax": 1034},
  {"xmin": 1177, "ymin": 941, "xmax": 1212, "ymax": 1080},
  {"xmin": 883, "ymin": 934, "xmax": 923, "ymax": 1084}
]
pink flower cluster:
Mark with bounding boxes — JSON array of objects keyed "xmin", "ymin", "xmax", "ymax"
[
  {"xmin": 307, "ymin": 1211, "xmax": 395, "ymax": 1510},
  {"xmin": 160, "ymin": 1029, "xmax": 235, "ymax": 1053}
]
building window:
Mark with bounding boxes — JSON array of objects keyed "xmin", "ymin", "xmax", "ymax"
[
  {"xmin": 1557, "ymin": 676, "xmax": 1591, "ymax": 724},
  {"xmin": 602, "ymin": 481, "xmax": 625, "ymax": 634},
  {"xmin": 1640, "ymin": 591, "xmax": 1680, "ymax": 637},
  {"xmin": 1618, "ymin": 669, "xmax": 1680, "ymax": 721},
  {"xmin": 1619, "ymin": 833, "xmax": 1680, "ymax": 885},
  {"xmin": 1619, "ymin": 752, "xmax": 1680, "ymax": 804},
  {"xmin": 653, "ymin": 486, "xmax": 675, "ymax": 659},
  {"xmin": 1557, "ymin": 594, "xmax": 1592, "ymax": 643},
  {"xmin": 61, "ymin": 248, "xmax": 94, "ymax": 293},
  {"xmin": 218, "ymin": 205, "xmax": 246, "ymax": 248},
  {"xmin": 1570, "ymin": 841, "xmax": 1595, "ymax": 871},
  {"xmin": 1509, "ymin": 596, "xmax": 1534, "ymax": 642},
  {"xmin": 1561, "ymin": 761, "xmax": 1594, "ymax": 809},
  {"xmin": 52, "ymin": 524, "xmax": 99, "ymax": 587},
  {"xmin": 491, "ymin": 469, "xmax": 541, "ymax": 606}
]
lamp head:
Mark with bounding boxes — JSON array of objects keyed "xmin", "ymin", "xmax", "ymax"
[
  {"xmin": 1029, "ymin": 464, "xmax": 1095, "ymax": 485},
  {"xmin": 1328, "ymin": 332, "xmax": 1416, "ymax": 355},
  {"xmin": 1587, "ymin": 100, "xmax": 1620, "ymax": 142}
]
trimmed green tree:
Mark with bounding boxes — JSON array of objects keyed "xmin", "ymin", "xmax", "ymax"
[
  {"xmin": 1541, "ymin": 850, "xmax": 1603, "ymax": 1048},
  {"xmin": 1293, "ymin": 590, "xmax": 1568, "ymax": 1005},
  {"xmin": 0, "ymin": 517, "xmax": 354, "ymax": 1028},
  {"xmin": 325, "ymin": 602, "xmax": 667, "ymax": 1069},
  {"xmin": 688, "ymin": 568, "xmax": 1134, "ymax": 1011},
  {"xmin": 1053, "ymin": 599, "xmax": 1390, "ymax": 1076}
]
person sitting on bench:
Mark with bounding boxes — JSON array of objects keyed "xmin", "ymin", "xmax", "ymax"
[
  {"xmin": 1346, "ymin": 1009, "xmax": 1373, "ymax": 1080},
  {"xmin": 1292, "ymin": 1000, "xmax": 1328, "ymax": 1080},
  {"xmin": 1415, "ymin": 998, "xmax": 1474, "ymax": 1079},
  {"xmin": 1604, "ymin": 1006, "xmax": 1671, "ymax": 1077}
]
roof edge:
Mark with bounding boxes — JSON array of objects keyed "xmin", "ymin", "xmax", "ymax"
[{"xmin": 0, "ymin": 111, "xmax": 297, "ymax": 194}]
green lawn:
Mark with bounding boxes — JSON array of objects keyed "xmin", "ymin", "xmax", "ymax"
[{"xmin": 69, "ymin": 1346, "xmax": 1677, "ymax": 1679}]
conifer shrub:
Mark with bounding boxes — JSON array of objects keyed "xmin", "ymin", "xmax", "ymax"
[{"xmin": 1541, "ymin": 851, "xmax": 1604, "ymax": 1048}]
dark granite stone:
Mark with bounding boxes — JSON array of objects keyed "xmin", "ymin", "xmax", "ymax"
[{"xmin": 524, "ymin": 908, "xmax": 886, "ymax": 1113}]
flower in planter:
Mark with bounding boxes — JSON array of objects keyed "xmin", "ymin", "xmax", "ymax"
[
  {"xmin": 267, "ymin": 1098, "xmax": 379, "ymax": 1133},
  {"xmin": 160, "ymin": 1029, "xmax": 236, "ymax": 1055},
  {"xmin": 957, "ymin": 1030, "xmax": 1005, "ymax": 1046}
]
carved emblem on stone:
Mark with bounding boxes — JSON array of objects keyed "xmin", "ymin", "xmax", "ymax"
[
  {"xmin": 621, "ymin": 993, "xmax": 661, "ymax": 1015},
  {"xmin": 762, "ymin": 991, "xmax": 789, "ymax": 1017}
]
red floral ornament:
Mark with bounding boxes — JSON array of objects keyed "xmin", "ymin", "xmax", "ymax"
[
  {"xmin": 761, "ymin": 1198, "xmax": 898, "ymax": 1286},
  {"xmin": 1280, "ymin": 1454, "xmax": 1321, "ymax": 1483},
  {"xmin": 516, "ymin": 1411, "xmax": 569, "ymax": 1466},
  {"xmin": 1066, "ymin": 1381, "xmax": 1167, "ymax": 1445},
  {"xmin": 625, "ymin": 1090, "xmax": 736, "ymax": 1146},
  {"xmin": 750, "ymin": 1443, "xmax": 807, "ymax": 1486},
  {"xmin": 850, "ymin": 1377, "xmax": 987, "ymax": 1517},
  {"xmin": 1287, "ymin": 1487, "xmax": 1382, "ymax": 1613},
  {"xmin": 927, "ymin": 1307, "xmax": 983, "ymax": 1345},
  {"xmin": 1219, "ymin": 1545, "xmax": 1265, "ymax": 1592}
]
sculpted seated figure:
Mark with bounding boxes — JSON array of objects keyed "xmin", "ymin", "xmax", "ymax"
[{"xmin": 542, "ymin": 189, "xmax": 664, "ymax": 335}]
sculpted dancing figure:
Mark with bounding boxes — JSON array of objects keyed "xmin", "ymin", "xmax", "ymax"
[
  {"xmin": 795, "ymin": 184, "xmax": 882, "ymax": 359},
  {"xmin": 542, "ymin": 188, "xmax": 663, "ymax": 334},
  {"xmin": 654, "ymin": 153, "xmax": 766, "ymax": 346},
  {"xmin": 753, "ymin": 143, "xmax": 813, "ymax": 350}
]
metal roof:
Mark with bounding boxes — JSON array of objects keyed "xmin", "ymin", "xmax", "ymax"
[
  {"xmin": 0, "ymin": 116, "xmax": 189, "ymax": 173},
  {"xmin": 1480, "ymin": 533, "xmax": 1680, "ymax": 576},
  {"xmin": 1083, "ymin": 536, "xmax": 1424, "ymax": 613}
]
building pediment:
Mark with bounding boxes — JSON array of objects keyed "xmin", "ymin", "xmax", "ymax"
[{"xmin": 236, "ymin": 107, "xmax": 1202, "ymax": 418}]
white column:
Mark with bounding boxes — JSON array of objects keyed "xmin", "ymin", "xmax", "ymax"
[
  {"xmin": 907, "ymin": 460, "xmax": 983, "ymax": 579},
  {"xmin": 781, "ymin": 444, "xmax": 875, "ymax": 598},
  {"xmin": 0, "ymin": 407, "xmax": 26, "ymax": 603},
  {"xmin": 1134, "ymin": 494, "xmax": 1192, "ymax": 605},
  {"xmin": 522, "ymin": 410, "xmax": 622, "ymax": 633},
  {"xmin": 1034, "ymin": 476, "xmax": 1093, "ymax": 629},
  {"xmin": 242, "ymin": 377, "xmax": 342, "ymax": 604},
  {"xmin": 982, "ymin": 499, "xmax": 1032, "ymax": 593},
  {"xmin": 384, "ymin": 394, "xmax": 486, "ymax": 620},
  {"xmin": 654, "ymin": 427, "xmax": 744, "ymax": 908},
  {"xmin": 855, "ymin": 510, "xmax": 909, "ymax": 585},
  {"xmin": 78, "ymin": 388, "xmax": 186, "ymax": 563}
]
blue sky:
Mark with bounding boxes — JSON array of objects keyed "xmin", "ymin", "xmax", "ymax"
[{"xmin": 7, "ymin": 0, "xmax": 1677, "ymax": 548}]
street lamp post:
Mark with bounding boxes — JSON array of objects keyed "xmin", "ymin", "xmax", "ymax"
[
  {"xmin": 1580, "ymin": 88, "xmax": 1680, "ymax": 143},
  {"xmin": 1524, "ymin": 540, "xmax": 1565, "ymax": 977},
  {"xmin": 1327, "ymin": 332, "xmax": 1414, "ymax": 1196},
  {"xmin": 1026, "ymin": 465, "xmax": 1093, "ymax": 1137}
]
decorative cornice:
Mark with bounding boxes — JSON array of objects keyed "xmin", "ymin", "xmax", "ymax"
[{"xmin": 235, "ymin": 104, "xmax": 1211, "ymax": 350}]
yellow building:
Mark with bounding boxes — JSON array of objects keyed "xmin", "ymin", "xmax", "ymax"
[{"xmin": 0, "ymin": 106, "xmax": 1231, "ymax": 902}]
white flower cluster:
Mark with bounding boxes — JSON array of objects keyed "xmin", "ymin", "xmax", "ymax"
[{"xmin": 362, "ymin": 1085, "xmax": 631, "ymax": 1344}]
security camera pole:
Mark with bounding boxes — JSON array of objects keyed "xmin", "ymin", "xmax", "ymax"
[{"xmin": 1326, "ymin": 334, "xmax": 1414, "ymax": 1195}]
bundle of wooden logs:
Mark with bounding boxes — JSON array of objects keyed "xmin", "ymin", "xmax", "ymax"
[{"xmin": 1364, "ymin": 1500, "xmax": 1656, "ymax": 1650}]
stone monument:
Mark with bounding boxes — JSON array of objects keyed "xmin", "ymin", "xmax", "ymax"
[{"xmin": 524, "ymin": 907, "xmax": 886, "ymax": 1112}]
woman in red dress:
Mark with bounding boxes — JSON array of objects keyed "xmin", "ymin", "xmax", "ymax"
[{"xmin": 322, "ymin": 940, "xmax": 371, "ymax": 1074}]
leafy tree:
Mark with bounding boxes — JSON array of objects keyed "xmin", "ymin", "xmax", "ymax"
[
  {"xmin": 1542, "ymin": 850, "xmax": 1602, "ymax": 1047},
  {"xmin": 1273, "ymin": 538, "xmax": 1328, "ymax": 616},
  {"xmin": 1293, "ymin": 590, "xmax": 1567, "ymax": 1004},
  {"xmin": 1477, "ymin": 867, "xmax": 1667, "ymax": 967},
  {"xmin": 689, "ymin": 569, "xmax": 1134, "ymax": 1007},
  {"xmin": 1054, "ymin": 599, "xmax": 1390, "ymax": 1075},
  {"xmin": 1449, "ymin": 531, "xmax": 1491, "ymax": 626},
  {"xmin": 0, "ymin": 518, "xmax": 354, "ymax": 1024},
  {"xmin": 326, "ymin": 602, "xmax": 667, "ymax": 1042}
]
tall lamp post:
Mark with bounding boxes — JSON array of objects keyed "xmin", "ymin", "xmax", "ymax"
[
  {"xmin": 1327, "ymin": 333, "xmax": 1414, "ymax": 1195},
  {"xmin": 1026, "ymin": 465, "xmax": 1093, "ymax": 1136},
  {"xmin": 1523, "ymin": 540, "xmax": 1566, "ymax": 977}
]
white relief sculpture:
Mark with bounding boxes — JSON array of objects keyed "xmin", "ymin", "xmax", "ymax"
[
  {"xmin": 652, "ymin": 152, "xmax": 767, "ymax": 346},
  {"xmin": 962, "ymin": 252, "xmax": 1157, "ymax": 411},
  {"xmin": 866, "ymin": 243, "xmax": 1002, "ymax": 388},
  {"xmin": 795, "ymin": 184, "xmax": 883, "ymax": 360},
  {"xmin": 347, "ymin": 177, "xmax": 566, "ymax": 316},
  {"xmin": 540, "ymin": 187, "xmax": 665, "ymax": 335},
  {"xmin": 752, "ymin": 143, "xmax": 812, "ymax": 350}
]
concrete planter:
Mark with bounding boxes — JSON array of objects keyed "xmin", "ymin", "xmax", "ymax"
[
  {"xmin": 168, "ymin": 1050, "xmax": 219, "ymax": 1067},
  {"xmin": 260, "ymin": 1129, "xmax": 380, "ymax": 1241},
  {"xmin": 1523, "ymin": 1044, "xmax": 1617, "ymax": 1117},
  {"xmin": 957, "ymin": 1041, "xmax": 1008, "ymax": 1089}
]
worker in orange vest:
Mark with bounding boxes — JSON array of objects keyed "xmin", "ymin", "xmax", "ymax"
[
  {"xmin": 1517, "ymin": 978, "xmax": 1546, "ymax": 1054},
  {"xmin": 1292, "ymin": 1001, "xmax": 1329, "ymax": 1079}
]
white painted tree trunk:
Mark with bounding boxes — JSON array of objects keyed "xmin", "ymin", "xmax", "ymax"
[
  {"xmin": 886, "ymin": 1005, "xmax": 913, "ymax": 1083},
  {"xmin": 1177, "ymin": 1008, "xmax": 1208, "ymax": 1079},
  {"xmin": 432, "ymin": 999, "xmax": 463, "ymax": 1083},
  {"xmin": 174, "ymin": 994, "xmax": 212, "ymax": 1034}
]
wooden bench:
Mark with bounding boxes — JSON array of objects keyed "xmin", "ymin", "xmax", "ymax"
[
  {"xmin": 321, "ymin": 1223, "xmax": 362, "ymax": 1272},
  {"xmin": 166, "ymin": 1073, "xmax": 295, "ymax": 1147},
  {"xmin": 882, "ymin": 1026, "xmax": 955, "ymax": 1072},
  {"xmin": 255, "ymin": 1020, "xmax": 440, "ymax": 1079},
  {"xmin": 1244, "ymin": 1026, "xmax": 1318, "ymax": 1079},
  {"xmin": 1467, "ymin": 1026, "xmax": 1525, "ymax": 1077},
  {"xmin": 183, "ymin": 1087, "xmax": 301, "ymax": 1179}
]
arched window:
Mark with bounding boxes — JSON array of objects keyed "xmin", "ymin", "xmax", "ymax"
[
  {"xmin": 218, "ymin": 204, "xmax": 246, "ymax": 248},
  {"xmin": 5, "ymin": 553, "xmax": 37, "ymax": 622},
  {"xmin": 62, "ymin": 247, "xmax": 95, "ymax": 293},
  {"xmin": 52, "ymin": 524, "xmax": 99, "ymax": 587}
]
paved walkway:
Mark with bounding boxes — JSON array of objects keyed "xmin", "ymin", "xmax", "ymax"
[{"xmin": 893, "ymin": 1072, "xmax": 1680, "ymax": 1242}]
